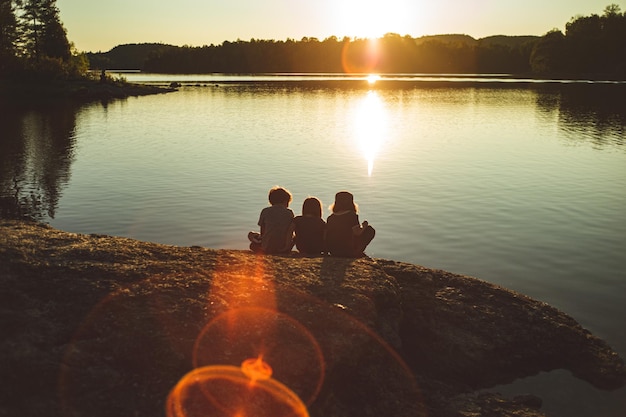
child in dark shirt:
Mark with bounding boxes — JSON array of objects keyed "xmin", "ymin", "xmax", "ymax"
[
  {"xmin": 326, "ymin": 191, "xmax": 375, "ymax": 257},
  {"xmin": 248, "ymin": 186, "xmax": 295, "ymax": 254},
  {"xmin": 292, "ymin": 197, "xmax": 326, "ymax": 255}
]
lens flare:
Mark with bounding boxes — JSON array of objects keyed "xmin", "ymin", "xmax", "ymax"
[
  {"xmin": 341, "ymin": 38, "xmax": 380, "ymax": 74},
  {"xmin": 167, "ymin": 364, "xmax": 309, "ymax": 417},
  {"xmin": 193, "ymin": 306, "xmax": 325, "ymax": 405},
  {"xmin": 59, "ymin": 259, "xmax": 425, "ymax": 417},
  {"xmin": 241, "ymin": 356, "xmax": 272, "ymax": 381}
]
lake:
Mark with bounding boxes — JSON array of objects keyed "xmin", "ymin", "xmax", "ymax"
[{"xmin": 2, "ymin": 73, "xmax": 625, "ymax": 416}]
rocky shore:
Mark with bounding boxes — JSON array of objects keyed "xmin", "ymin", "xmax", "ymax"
[
  {"xmin": 1, "ymin": 220, "xmax": 624, "ymax": 417},
  {"xmin": 0, "ymin": 78, "xmax": 175, "ymax": 102}
]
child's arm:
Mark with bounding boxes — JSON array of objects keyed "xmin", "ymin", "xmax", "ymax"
[{"xmin": 352, "ymin": 220, "xmax": 369, "ymax": 236}]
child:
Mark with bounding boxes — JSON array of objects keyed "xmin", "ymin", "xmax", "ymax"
[
  {"xmin": 326, "ymin": 191, "xmax": 375, "ymax": 257},
  {"xmin": 248, "ymin": 186, "xmax": 295, "ymax": 254},
  {"xmin": 292, "ymin": 197, "xmax": 327, "ymax": 255}
]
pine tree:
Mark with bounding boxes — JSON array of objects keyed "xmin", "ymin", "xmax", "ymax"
[
  {"xmin": 39, "ymin": 0, "xmax": 70, "ymax": 60},
  {"xmin": 20, "ymin": 0, "xmax": 70, "ymax": 61},
  {"xmin": 0, "ymin": 0, "xmax": 20, "ymax": 70}
]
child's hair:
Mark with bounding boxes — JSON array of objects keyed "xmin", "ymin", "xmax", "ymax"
[
  {"xmin": 268, "ymin": 186, "xmax": 292, "ymax": 205},
  {"xmin": 302, "ymin": 197, "xmax": 322, "ymax": 218},
  {"xmin": 330, "ymin": 191, "xmax": 358, "ymax": 213}
]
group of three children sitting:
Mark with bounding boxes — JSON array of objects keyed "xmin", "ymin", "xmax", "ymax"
[{"xmin": 248, "ymin": 186, "xmax": 375, "ymax": 257}]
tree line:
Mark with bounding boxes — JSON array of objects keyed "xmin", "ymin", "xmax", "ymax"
[
  {"xmin": 137, "ymin": 34, "xmax": 536, "ymax": 75},
  {"xmin": 530, "ymin": 4, "xmax": 626, "ymax": 77},
  {"xmin": 108, "ymin": 4, "xmax": 626, "ymax": 79},
  {"xmin": 0, "ymin": 0, "xmax": 87, "ymax": 80},
  {"xmin": 90, "ymin": 34, "xmax": 537, "ymax": 75}
]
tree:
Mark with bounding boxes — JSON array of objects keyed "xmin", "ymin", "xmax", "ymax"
[
  {"xmin": 19, "ymin": 0, "xmax": 42, "ymax": 58},
  {"xmin": 529, "ymin": 4, "xmax": 626, "ymax": 78},
  {"xmin": 530, "ymin": 29, "xmax": 567, "ymax": 75},
  {"xmin": 38, "ymin": 1, "xmax": 70, "ymax": 60},
  {"xmin": 0, "ymin": 0, "xmax": 88, "ymax": 80},
  {"xmin": 20, "ymin": 0, "xmax": 70, "ymax": 61},
  {"xmin": 0, "ymin": 0, "xmax": 20, "ymax": 71},
  {"xmin": 563, "ymin": 4, "xmax": 626, "ymax": 77},
  {"xmin": 603, "ymin": 3, "xmax": 621, "ymax": 17}
]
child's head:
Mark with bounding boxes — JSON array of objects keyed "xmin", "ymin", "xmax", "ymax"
[
  {"xmin": 302, "ymin": 197, "xmax": 322, "ymax": 218},
  {"xmin": 268, "ymin": 186, "xmax": 292, "ymax": 206},
  {"xmin": 331, "ymin": 191, "xmax": 358, "ymax": 213}
]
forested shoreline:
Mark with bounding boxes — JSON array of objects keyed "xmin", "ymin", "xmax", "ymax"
[
  {"xmin": 0, "ymin": 0, "xmax": 170, "ymax": 99},
  {"xmin": 0, "ymin": 0, "xmax": 88, "ymax": 80},
  {"xmin": 89, "ymin": 35, "xmax": 538, "ymax": 75},
  {"xmin": 89, "ymin": 5, "xmax": 626, "ymax": 79},
  {"xmin": 1, "ymin": 2, "xmax": 625, "ymax": 82}
]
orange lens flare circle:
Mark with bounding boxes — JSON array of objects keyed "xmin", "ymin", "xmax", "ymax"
[
  {"xmin": 167, "ymin": 365, "xmax": 309, "ymax": 417},
  {"xmin": 341, "ymin": 39, "xmax": 380, "ymax": 74},
  {"xmin": 193, "ymin": 306, "xmax": 325, "ymax": 405},
  {"xmin": 241, "ymin": 356, "xmax": 272, "ymax": 381}
]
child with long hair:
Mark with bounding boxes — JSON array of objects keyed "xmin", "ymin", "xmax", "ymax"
[
  {"xmin": 326, "ymin": 191, "xmax": 375, "ymax": 257},
  {"xmin": 292, "ymin": 197, "xmax": 326, "ymax": 255}
]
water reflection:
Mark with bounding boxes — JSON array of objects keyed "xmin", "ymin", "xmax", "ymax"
[
  {"xmin": 534, "ymin": 84, "xmax": 626, "ymax": 149},
  {"xmin": 352, "ymin": 91, "xmax": 388, "ymax": 176},
  {"xmin": 1, "ymin": 82, "xmax": 625, "ymax": 224},
  {"xmin": 0, "ymin": 101, "xmax": 79, "ymax": 220}
]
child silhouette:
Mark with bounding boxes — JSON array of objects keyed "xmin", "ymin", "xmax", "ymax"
[
  {"xmin": 248, "ymin": 186, "xmax": 295, "ymax": 254},
  {"xmin": 292, "ymin": 197, "xmax": 326, "ymax": 255},
  {"xmin": 326, "ymin": 191, "xmax": 375, "ymax": 257}
]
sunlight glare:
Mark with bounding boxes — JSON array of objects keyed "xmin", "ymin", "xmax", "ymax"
[
  {"xmin": 333, "ymin": 0, "xmax": 417, "ymax": 39},
  {"xmin": 367, "ymin": 74, "xmax": 381, "ymax": 84},
  {"xmin": 353, "ymin": 91, "xmax": 388, "ymax": 176}
]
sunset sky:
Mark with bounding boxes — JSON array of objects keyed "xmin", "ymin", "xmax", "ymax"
[{"xmin": 56, "ymin": 0, "xmax": 622, "ymax": 52}]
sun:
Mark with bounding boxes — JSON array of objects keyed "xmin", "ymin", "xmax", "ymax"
[
  {"xmin": 332, "ymin": 0, "xmax": 418, "ymax": 39},
  {"xmin": 367, "ymin": 74, "xmax": 381, "ymax": 84}
]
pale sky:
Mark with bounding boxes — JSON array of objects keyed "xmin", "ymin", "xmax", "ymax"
[{"xmin": 56, "ymin": 0, "xmax": 623, "ymax": 52}]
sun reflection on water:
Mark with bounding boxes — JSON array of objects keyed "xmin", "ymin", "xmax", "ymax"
[
  {"xmin": 366, "ymin": 74, "xmax": 381, "ymax": 84},
  {"xmin": 353, "ymin": 90, "xmax": 388, "ymax": 176}
]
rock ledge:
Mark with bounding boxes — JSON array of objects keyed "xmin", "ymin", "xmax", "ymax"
[{"xmin": 1, "ymin": 220, "xmax": 624, "ymax": 417}]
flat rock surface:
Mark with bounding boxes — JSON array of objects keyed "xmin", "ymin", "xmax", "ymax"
[{"xmin": 1, "ymin": 220, "xmax": 624, "ymax": 417}]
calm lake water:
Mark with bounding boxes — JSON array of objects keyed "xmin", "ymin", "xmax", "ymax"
[{"xmin": 2, "ymin": 74, "xmax": 625, "ymax": 415}]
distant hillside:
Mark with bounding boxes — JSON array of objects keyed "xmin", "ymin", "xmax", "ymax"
[
  {"xmin": 414, "ymin": 34, "xmax": 478, "ymax": 46},
  {"xmin": 478, "ymin": 35, "xmax": 540, "ymax": 47},
  {"xmin": 413, "ymin": 34, "xmax": 539, "ymax": 48},
  {"xmin": 86, "ymin": 43, "xmax": 178, "ymax": 70}
]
